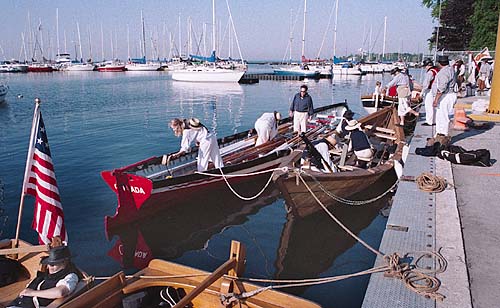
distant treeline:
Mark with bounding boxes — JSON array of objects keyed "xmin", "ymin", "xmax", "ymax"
[{"xmin": 423, "ymin": 0, "xmax": 499, "ymax": 51}]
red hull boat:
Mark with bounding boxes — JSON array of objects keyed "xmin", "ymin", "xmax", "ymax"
[{"xmin": 101, "ymin": 103, "xmax": 348, "ymax": 235}]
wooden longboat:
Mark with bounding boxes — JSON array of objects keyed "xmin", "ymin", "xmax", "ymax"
[
  {"xmin": 60, "ymin": 241, "xmax": 321, "ymax": 308},
  {"xmin": 101, "ymin": 103, "xmax": 348, "ymax": 233},
  {"xmin": 360, "ymin": 94, "xmax": 422, "ymax": 114},
  {"xmin": 0, "ymin": 238, "xmax": 92, "ymax": 308},
  {"xmin": 276, "ymin": 107, "xmax": 405, "ymax": 218}
]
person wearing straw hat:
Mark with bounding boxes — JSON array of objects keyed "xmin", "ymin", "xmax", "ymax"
[
  {"xmin": 383, "ymin": 67, "xmax": 419, "ymax": 126},
  {"xmin": 432, "ymin": 55, "xmax": 457, "ymax": 137},
  {"xmin": 254, "ymin": 111, "xmax": 282, "ymax": 146},
  {"xmin": 345, "ymin": 119, "xmax": 373, "ymax": 168},
  {"xmin": 165, "ymin": 117, "xmax": 223, "ymax": 172},
  {"xmin": 289, "ymin": 84, "xmax": 314, "ymax": 133},
  {"xmin": 7, "ymin": 246, "xmax": 82, "ymax": 308}
]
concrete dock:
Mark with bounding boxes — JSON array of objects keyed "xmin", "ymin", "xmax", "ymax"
[{"xmin": 362, "ymin": 95, "xmax": 499, "ymax": 308}]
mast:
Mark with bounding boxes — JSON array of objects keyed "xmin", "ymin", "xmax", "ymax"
[
  {"xmin": 289, "ymin": 9, "xmax": 293, "ymax": 64},
  {"xmin": 77, "ymin": 22, "xmax": 83, "ymax": 62},
  {"xmin": 212, "ymin": 0, "xmax": 216, "ymax": 54},
  {"xmin": 141, "ymin": 10, "xmax": 146, "ymax": 59},
  {"xmin": 100, "ymin": 23, "xmax": 104, "ymax": 61},
  {"xmin": 333, "ymin": 0, "xmax": 338, "ymax": 60},
  {"xmin": 127, "ymin": 24, "xmax": 130, "ymax": 61},
  {"xmin": 301, "ymin": 0, "xmax": 307, "ymax": 59},
  {"xmin": 178, "ymin": 13, "xmax": 182, "ymax": 57},
  {"xmin": 88, "ymin": 26, "xmax": 93, "ymax": 61},
  {"xmin": 56, "ymin": 8, "xmax": 60, "ymax": 56},
  {"xmin": 382, "ymin": 16, "xmax": 387, "ymax": 59}
]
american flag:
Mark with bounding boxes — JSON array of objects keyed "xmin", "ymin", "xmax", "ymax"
[{"xmin": 24, "ymin": 111, "xmax": 67, "ymax": 244}]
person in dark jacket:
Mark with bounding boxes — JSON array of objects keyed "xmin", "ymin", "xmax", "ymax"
[
  {"xmin": 8, "ymin": 246, "xmax": 81, "ymax": 308},
  {"xmin": 345, "ymin": 119, "xmax": 373, "ymax": 168},
  {"xmin": 289, "ymin": 84, "xmax": 314, "ymax": 133}
]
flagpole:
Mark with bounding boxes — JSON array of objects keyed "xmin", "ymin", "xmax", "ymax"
[{"xmin": 14, "ymin": 98, "xmax": 41, "ymax": 248}]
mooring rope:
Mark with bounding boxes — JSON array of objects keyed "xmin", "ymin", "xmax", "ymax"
[
  {"xmin": 416, "ymin": 172, "xmax": 447, "ymax": 192},
  {"xmin": 195, "ymin": 167, "xmax": 288, "ymax": 201}
]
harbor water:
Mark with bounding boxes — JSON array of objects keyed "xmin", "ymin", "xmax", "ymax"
[{"xmin": 0, "ymin": 67, "xmax": 406, "ymax": 307}]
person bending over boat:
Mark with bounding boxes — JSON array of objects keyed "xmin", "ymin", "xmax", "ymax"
[
  {"xmin": 301, "ymin": 134, "xmax": 338, "ymax": 173},
  {"xmin": 289, "ymin": 85, "xmax": 314, "ymax": 133},
  {"xmin": 165, "ymin": 118, "xmax": 223, "ymax": 172},
  {"xmin": 254, "ymin": 111, "xmax": 281, "ymax": 146},
  {"xmin": 7, "ymin": 246, "xmax": 82, "ymax": 308},
  {"xmin": 345, "ymin": 119, "xmax": 373, "ymax": 168},
  {"xmin": 383, "ymin": 67, "xmax": 419, "ymax": 126}
]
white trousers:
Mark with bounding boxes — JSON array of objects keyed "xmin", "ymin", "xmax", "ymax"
[
  {"xmin": 315, "ymin": 142, "xmax": 335, "ymax": 172},
  {"xmin": 435, "ymin": 93, "xmax": 457, "ymax": 136},
  {"xmin": 397, "ymin": 97, "xmax": 411, "ymax": 116},
  {"xmin": 198, "ymin": 133, "xmax": 224, "ymax": 171},
  {"xmin": 293, "ymin": 111, "xmax": 308, "ymax": 133},
  {"xmin": 355, "ymin": 148, "xmax": 374, "ymax": 161},
  {"xmin": 254, "ymin": 119, "xmax": 277, "ymax": 146},
  {"xmin": 424, "ymin": 91, "xmax": 436, "ymax": 125}
]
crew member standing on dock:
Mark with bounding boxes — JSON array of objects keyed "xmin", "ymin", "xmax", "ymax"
[
  {"xmin": 254, "ymin": 111, "xmax": 281, "ymax": 146},
  {"xmin": 421, "ymin": 58, "xmax": 439, "ymax": 126},
  {"xmin": 165, "ymin": 118, "xmax": 223, "ymax": 172},
  {"xmin": 432, "ymin": 55, "xmax": 457, "ymax": 137},
  {"xmin": 289, "ymin": 85, "xmax": 314, "ymax": 133},
  {"xmin": 383, "ymin": 67, "xmax": 419, "ymax": 126}
]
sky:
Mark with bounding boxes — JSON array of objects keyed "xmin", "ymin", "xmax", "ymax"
[{"xmin": 0, "ymin": 0, "xmax": 435, "ymax": 62}]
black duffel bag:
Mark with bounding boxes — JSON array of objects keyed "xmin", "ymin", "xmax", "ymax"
[{"xmin": 438, "ymin": 145, "xmax": 491, "ymax": 167}]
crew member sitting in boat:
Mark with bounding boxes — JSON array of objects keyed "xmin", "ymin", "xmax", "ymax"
[
  {"xmin": 165, "ymin": 118, "xmax": 223, "ymax": 172},
  {"xmin": 254, "ymin": 111, "xmax": 281, "ymax": 146},
  {"xmin": 301, "ymin": 134, "xmax": 338, "ymax": 173},
  {"xmin": 333, "ymin": 109, "xmax": 354, "ymax": 142},
  {"xmin": 345, "ymin": 119, "xmax": 373, "ymax": 168},
  {"xmin": 7, "ymin": 246, "xmax": 82, "ymax": 308}
]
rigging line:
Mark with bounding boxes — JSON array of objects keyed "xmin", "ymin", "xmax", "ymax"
[{"xmin": 316, "ymin": 0, "xmax": 336, "ymax": 59}]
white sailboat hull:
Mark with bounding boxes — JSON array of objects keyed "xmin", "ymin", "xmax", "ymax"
[
  {"xmin": 171, "ymin": 67, "xmax": 245, "ymax": 82},
  {"xmin": 63, "ymin": 64, "xmax": 95, "ymax": 71},
  {"xmin": 125, "ymin": 63, "xmax": 161, "ymax": 71}
]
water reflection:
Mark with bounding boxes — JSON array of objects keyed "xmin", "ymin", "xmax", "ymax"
[
  {"xmin": 107, "ymin": 182, "xmax": 281, "ymax": 269},
  {"xmin": 274, "ymin": 171, "xmax": 395, "ymax": 294}
]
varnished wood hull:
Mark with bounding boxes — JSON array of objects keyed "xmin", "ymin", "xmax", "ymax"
[
  {"xmin": 0, "ymin": 240, "xmax": 47, "ymax": 306},
  {"xmin": 61, "ymin": 258, "xmax": 321, "ymax": 308},
  {"xmin": 276, "ymin": 107, "xmax": 404, "ymax": 218}
]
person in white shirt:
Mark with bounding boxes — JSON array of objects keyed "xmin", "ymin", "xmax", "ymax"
[
  {"xmin": 383, "ymin": 67, "xmax": 419, "ymax": 126},
  {"xmin": 7, "ymin": 246, "xmax": 81, "ymax": 308},
  {"xmin": 166, "ymin": 118, "xmax": 223, "ymax": 171},
  {"xmin": 432, "ymin": 55, "xmax": 457, "ymax": 137},
  {"xmin": 254, "ymin": 111, "xmax": 281, "ymax": 146},
  {"xmin": 420, "ymin": 58, "xmax": 439, "ymax": 126}
]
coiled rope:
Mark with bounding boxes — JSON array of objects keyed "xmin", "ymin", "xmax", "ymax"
[
  {"xmin": 416, "ymin": 172, "xmax": 447, "ymax": 193},
  {"xmin": 195, "ymin": 167, "xmax": 288, "ymax": 201}
]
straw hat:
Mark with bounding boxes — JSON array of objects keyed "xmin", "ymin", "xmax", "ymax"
[
  {"xmin": 345, "ymin": 119, "xmax": 361, "ymax": 131},
  {"xmin": 189, "ymin": 118, "xmax": 202, "ymax": 129}
]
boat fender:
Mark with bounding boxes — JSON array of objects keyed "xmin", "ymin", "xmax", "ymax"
[
  {"xmin": 402, "ymin": 144, "xmax": 410, "ymax": 163},
  {"xmin": 394, "ymin": 159, "xmax": 404, "ymax": 179}
]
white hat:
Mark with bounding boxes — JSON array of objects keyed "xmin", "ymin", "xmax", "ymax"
[
  {"xmin": 345, "ymin": 119, "xmax": 361, "ymax": 131},
  {"xmin": 189, "ymin": 118, "xmax": 202, "ymax": 129}
]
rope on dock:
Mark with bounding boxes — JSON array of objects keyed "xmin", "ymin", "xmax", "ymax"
[
  {"xmin": 195, "ymin": 167, "xmax": 288, "ymax": 201},
  {"xmin": 415, "ymin": 172, "xmax": 447, "ymax": 192}
]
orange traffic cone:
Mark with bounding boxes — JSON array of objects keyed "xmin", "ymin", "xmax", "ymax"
[{"xmin": 453, "ymin": 107, "xmax": 469, "ymax": 130}]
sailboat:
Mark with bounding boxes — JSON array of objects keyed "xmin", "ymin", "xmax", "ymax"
[
  {"xmin": 171, "ymin": 0, "xmax": 246, "ymax": 82},
  {"xmin": 125, "ymin": 11, "xmax": 161, "ymax": 71},
  {"xmin": 273, "ymin": 0, "xmax": 321, "ymax": 78},
  {"xmin": 64, "ymin": 22, "xmax": 95, "ymax": 71}
]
